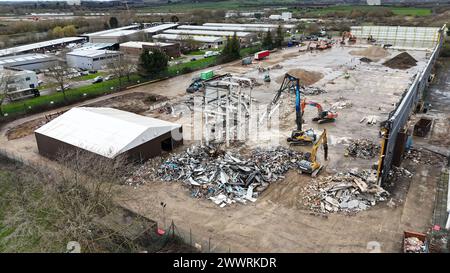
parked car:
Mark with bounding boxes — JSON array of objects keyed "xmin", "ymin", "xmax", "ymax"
[
  {"xmin": 190, "ymin": 57, "xmax": 197, "ymax": 61},
  {"xmin": 104, "ymin": 74, "xmax": 115, "ymax": 81},
  {"xmin": 56, "ymin": 83, "xmax": 70, "ymax": 92},
  {"xmin": 80, "ymin": 71, "xmax": 89, "ymax": 76},
  {"xmin": 88, "ymin": 70, "xmax": 98, "ymax": 74},
  {"xmin": 92, "ymin": 76, "xmax": 103, "ymax": 83},
  {"xmin": 204, "ymin": 51, "xmax": 220, "ymax": 58}
]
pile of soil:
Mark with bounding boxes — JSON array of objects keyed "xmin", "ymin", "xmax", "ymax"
[
  {"xmin": 383, "ymin": 52, "xmax": 417, "ymax": 70},
  {"xmin": 349, "ymin": 46, "xmax": 390, "ymax": 60},
  {"xmin": 275, "ymin": 69, "xmax": 324, "ymax": 86}
]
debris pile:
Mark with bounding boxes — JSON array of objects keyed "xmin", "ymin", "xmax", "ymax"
[
  {"xmin": 387, "ymin": 166, "xmax": 413, "ymax": 181},
  {"xmin": 156, "ymin": 145, "xmax": 305, "ymax": 207},
  {"xmin": 404, "ymin": 237, "xmax": 426, "ymax": 253},
  {"xmin": 301, "ymin": 86, "xmax": 327, "ymax": 95},
  {"xmin": 383, "ymin": 52, "xmax": 417, "ymax": 70},
  {"xmin": 360, "ymin": 115, "xmax": 379, "ymax": 125},
  {"xmin": 302, "ymin": 169, "xmax": 389, "ymax": 213},
  {"xmin": 404, "ymin": 148, "xmax": 445, "ymax": 165},
  {"xmin": 345, "ymin": 139, "xmax": 380, "ymax": 159},
  {"xmin": 331, "ymin": 100, "xmax": 352, "ymax": 109}
]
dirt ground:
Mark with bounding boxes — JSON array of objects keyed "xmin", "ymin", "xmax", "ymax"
[
  {"xmin": 0, "ymin": 44, "xmax": 448, "ymax": 252},
  {"xmin": 86, "ymin": 92, "xmax": 167, "ymax": 114}
]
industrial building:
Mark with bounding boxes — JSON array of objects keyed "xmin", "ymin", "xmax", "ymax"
[
  {"xmin": 119, "ymin": 41, "xmax": 181, "ymax": 58},
  {"xmin": 0, "ymin": 53, "xmax": 57, "ymax": 71},
  {"xmin": 0, "ymin": 67, "xmax": 38, "ymax": 92},
  {"xmin": 0, "ymin": 37, "xmax": 86, "ymax": 57},
  {"xmin": 203, "ymin": 23, "xmax": 296, "ymax": 32},
  {"xmin": 163, "ymin": 29, "xmax": 256, "ymax": 44},
  {"xmin": 66, "ymin": 49, "xmax": 121, "ymax": 70},
  {"xmin": 151, "ymin": 34, "xmax": 224, "ymax": 49},
  {"xmin": 35, "ymin": 107, "xmax": 183, "ymax": 161},
  {"xmin": 83, "ymin": 25, "xmax": 142, "ymax": 43},
  {"xmin": 144, "ymin": 23, "xmax": 179, "ymax": 38}
]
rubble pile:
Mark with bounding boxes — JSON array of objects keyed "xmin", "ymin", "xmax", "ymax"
[
  {"xmin": 157, "ymin": 145, "xmax": 304, "ymax": 207},
  {"xmin": 301, "ymin": 86, "xmax": 327, "ymax": 95},
  {"xmin": 404, "ymin": 148, "xmax": 444, "ymax": 165},
  {"xmin": 302, "ymin": 170, "xmax": 389, "ymax": 213},
  {"xmin": 404, "ymin": 237, "xmax": 426, "ymax": 253},
  {"xmin": 387, "ymin": 166, "xmax": 413, "ymax": 181},
  {"xmin": 345, "ymin": 138, "xmax": 380, "ymax": 159},
  {"xmin": 331, "ymin": 100, "xmax": 352, "ymax": 109}
]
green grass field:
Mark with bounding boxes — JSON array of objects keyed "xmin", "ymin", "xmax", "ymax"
[
  {"xmin": 1, "ymin": 45, "xmax": 261, "ymax": 118},
  {"xmin": 299, "ymin": 5, "xmax": 432, "ymax": 17}
]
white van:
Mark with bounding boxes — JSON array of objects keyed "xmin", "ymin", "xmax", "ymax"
[{"xmin": 204, "ymin": 51, "xmax": 219, "ymax": 58}]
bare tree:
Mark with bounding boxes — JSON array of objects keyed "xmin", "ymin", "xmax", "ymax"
[
  {"xmin": 0, "ymin": 69, "xmax": 13, "ymax": 116},
  {"xmin": 107, "ymin": 53, "xmax": 136, "ymax": 90},
  {"xmin": 47, "ymin": 61, "xmax": 71, "ymax": 102}
]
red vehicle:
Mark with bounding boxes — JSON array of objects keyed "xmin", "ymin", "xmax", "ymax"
[{"xmin": 254, "ymin": 50, "xmax": 270, "ymax": 60}]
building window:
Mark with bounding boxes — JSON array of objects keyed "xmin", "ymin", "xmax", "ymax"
[{"xmin": 25, "ymin": 77, "xmax": 31, "ymax": 81}]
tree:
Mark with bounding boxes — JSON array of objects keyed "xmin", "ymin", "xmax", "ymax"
[
  {"xmin": 108, "ymin": 54, "xmax": 136, "ymax": 90},
  {"xmin": 305, "ymin": 23, "xmax": 320, "ymax": 35},
  {"xmin": 63, "ymin": 25, "xmax": 76, "ymax": 36},
  {"xmin": 262, "ymin": 30, "xmax": 274, "ymax": 50},
  {"xmin": 220, "ymin": 34, "xmax": 240, "ymax": 63},
  {"xmin": 52, "ymin": 26, "xmax": 64, "ymax": 38},
  {"xmin": 109, "ymin": 17, "xmax": 119, "ymax": 28},
  {"xmin": 275, "ymin": 25, "xmax": 284, "ymax": 48},
  {"xmin": 47, "ymin": 61, "xmax": 70, "ymax": 102},
  {"xmin": 0, "ymin": 69, "xmax": 13, "ymax": 116},
  {"xmin": 139, "ymin": 49, "xmax": 169, "ymax": 77}
]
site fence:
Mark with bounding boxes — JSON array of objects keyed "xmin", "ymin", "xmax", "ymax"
[{"xmin": 378, "ymin": 25, "xmax": 446, "ymax": 184}]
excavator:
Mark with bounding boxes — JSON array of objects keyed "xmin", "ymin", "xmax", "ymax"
[
  {"xmin": 298, "ymin": 129, "xmax": 328, "ymax": 177},
  {"xmin": 302, "ymin": 99, "xmax": 338, "ymax": 124},
  {"xmin": 340, "ymin": 31, "xmax": 357, "ymax": 45},
  {"xmin": 267, "ymin": 73, "xmax": 317, "ymax": 145}
]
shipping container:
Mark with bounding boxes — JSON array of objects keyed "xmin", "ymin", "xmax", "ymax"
[
  {"xmin": 200, "ymin": 70, "xmax": 214, "ymax": 80},
  {"xmin": 254, "ymin": 50, "xmax": 270, "ymax": 60}
]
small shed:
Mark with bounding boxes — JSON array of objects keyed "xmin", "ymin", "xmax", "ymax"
[{"xmin": 34, "ymin": 107, "xmax": 183, "ymax": 161}]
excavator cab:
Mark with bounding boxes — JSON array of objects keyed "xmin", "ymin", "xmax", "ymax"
[
  {"xmin": 287, "ymin": 128, "xmax": 317, "ymax": 146},
  {"xmin": 298, "ymin": 129, "xmax": 328, "ymax": 177}
]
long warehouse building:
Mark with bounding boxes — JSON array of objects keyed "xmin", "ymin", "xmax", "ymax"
[
  {"xmin": 203, "ymin": 23, "xmax": 296, "ymax": 32},
  {"xmin": 152, "ymin": 34, "xmax": 224, "ymax": 48},
  {"xmin": 0, "ymin": 37, "xmax": 86, "ymax": 57},
  {"xmin": 163, "ymin": 29, "xmax": 255, "ymax": 44}
]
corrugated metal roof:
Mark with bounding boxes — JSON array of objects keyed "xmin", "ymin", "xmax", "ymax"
[
  {"xmin": 204, "ymin": 23, "xmax": 296, "ymax": 29},
  {"xmin": 152, "ymin": 34, "xmax": 223, "ymax": 43},
  {"xmin": 144, "ymin": 23, "xmax": 179, "ymax": 33},
  {"xmin": 84, "ymin": 24, "xmax": 140, "ymax": 37},
  {"xmin": 0, "ymin": 37, "xmax": 85, "ymax": 57},
  {"xmin": 119, "ymin": 41, "xmax": 174, "ymax": 48},
  {"xmin": 0, "ymin": 53, "xmax": 54, "ymax": 65},
  {"xmin": 163, "ymin": 29, "xmax": 252, "ymax": 37},
  {"xmin": 67, "ymin": 49, "xmax": 120, "ymax": 58},
  {"xmin": 35, "ymin": 107, "xmax": 181, "ymax": 159}
]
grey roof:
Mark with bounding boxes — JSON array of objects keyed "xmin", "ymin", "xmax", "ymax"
[{"xmin": 0, "ymin": 37, "xmax": 85, "ymax": 57}]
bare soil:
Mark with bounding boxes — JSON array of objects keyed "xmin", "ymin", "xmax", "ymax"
[
  {"xmin": 275, "ymin": 68, "xmax": 324, "ymax": 86},
  {"xmin": 349, "ymin": 46, "xmax": 390, "ymax": 61},
  {"xmin": 383, "ymin": 52, "xmax": 418, "ymax": 70},
  {"xmin": 86, "ymin": 92, "xmax": 168, "ymax": 114}
]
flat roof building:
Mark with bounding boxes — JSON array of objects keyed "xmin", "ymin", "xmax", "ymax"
[
  {"xmin": 35, "ymin": 107, "xmax": 183, "ymax": 161},
  {"xmin": 144, "ymin": 23, "xmax": 179, "ymax": 35},
  {"xmin": 0, "ymin": 53, "xmax": 57, "ymax": 71},
  {"xmin": 152, "ymin": 34, "xmax": 224, "ymax": 49},
  {"xmin": 88, "ymin": 29, "xmax": 144, "ymax": 44},
  {"xmin": 119, "ymin": 41, "xmax": 180, "ymax": 58},
  {"xmin": 66, "ymin": 49, "xmax": 121, "ymax": 70},
  {"xmin": 203, "ymin": 23, "xmax": 296, "ymax": 32}
]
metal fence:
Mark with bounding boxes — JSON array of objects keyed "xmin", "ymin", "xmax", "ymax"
[{"xmin": 378, "ymin": 25, "xmax": 446, "ymax": 184}]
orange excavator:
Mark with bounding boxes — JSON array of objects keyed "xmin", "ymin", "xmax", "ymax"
[
  {"xmin": 301, "ymin": 99, "xmax": 338, "ymax": 124},
  {"xmin": 341, "ymin": 31, "xmax": 357, "ymax": 45}
]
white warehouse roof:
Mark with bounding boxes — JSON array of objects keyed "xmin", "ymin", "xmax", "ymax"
[
  {"xmin": 164, "ymin": 29, "xmax": 252, "ymax": 37},
  {"xmin": 152, "ymin": 34, "xmax": 223, "ymax": 43},
  {"xmin": 84, "ymin": 24, "xmax": 140, "ymax": 37},
  {"xmin": 120, "ymin": 41, "xmax": 174, "ymax": 48},
  {"xmin": 204, "ymin": 23, "xmax": 296, "ymax": 29},
  {"xmin": 178, "ymin": 25, "xmax": 255, "ymax": 32},
  {"xmin": 144, "ymin": 23, "xmax": 179, "ymax": 33},
  {"xmin": 35, "ymin": 107, "xmax": 181, "ymax": 159},
  {"xmin": 0, "ymin": 37, "xmax": 85, "ymax": 57},
  {"xmin": 0, "ymin": 53, "xmax": 54, "ymax": 66},
  {"xmin": 67, "ymin": 49, "xmax": 120, "ymax": 58}
]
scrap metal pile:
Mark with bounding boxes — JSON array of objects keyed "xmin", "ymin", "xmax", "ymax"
[
  {"xmin": 302, "ymin": 169, "xmax": 389, "ymax": 213},
  {"xmin": 345, "ymin": 138, "xmax": 380, "ymax": 159},
  {"xmin": 157, "ymin": 145, "xmax": 304, "ymax": 207},
  {"xmin": 404, "ymin": 237, "xmax": 426, "ymax": 253},
  {"xmin": 301, "ymin": 86, "xmax": 327, "ymax": 95}
]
